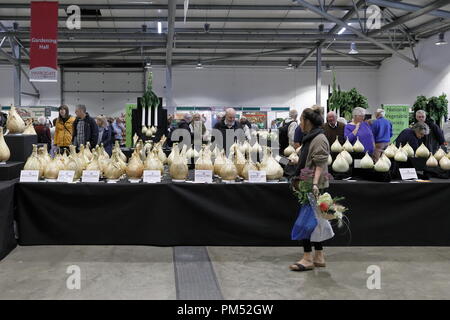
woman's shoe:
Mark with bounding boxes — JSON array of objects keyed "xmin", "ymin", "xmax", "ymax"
[
  {"xmin": 289, "ymin": 262, "xmax": 314, "ymax": 272},
  {"xmin": 313, "ymin": 261, "xmax": 326, "ymax": 268}
]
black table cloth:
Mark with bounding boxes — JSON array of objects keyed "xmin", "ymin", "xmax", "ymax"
[
  {"xmin": 0, "ymin": 180, "xmax": 17, "ymax": 260},
  {"xmin": 14, "ymin": 180, "xmax": 450, "ymax": 246}
]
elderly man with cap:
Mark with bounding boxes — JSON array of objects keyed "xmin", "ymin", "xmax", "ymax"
[
  {"xmin": 371, "ymin": 108, "xmax": 393, "ymax": 161},
  {"xmin": 322, "ymin": 111, "xmax": 345, "ymax": 147}
]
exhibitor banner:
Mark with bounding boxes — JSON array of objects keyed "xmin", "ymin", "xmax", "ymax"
[
  {"xmin": 29, "ymin": 1, "xmax": 58, "ymax": 82},
  {"xmin": 384, "ymin": 105, "xmax": 410, "ymax": 142}
]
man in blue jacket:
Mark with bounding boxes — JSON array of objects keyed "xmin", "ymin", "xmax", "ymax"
[{"xmin": 371, "ymin": 109, "xmax": 393, "ymax": 161}]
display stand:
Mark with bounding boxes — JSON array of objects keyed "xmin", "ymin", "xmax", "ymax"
[
  {"xmin": 0, "ymin": 162, "xmax": 24, "ymax": 181},
  {"xmin": 4, "ymin": 134, "xmax": 37, "ymax": 162}
]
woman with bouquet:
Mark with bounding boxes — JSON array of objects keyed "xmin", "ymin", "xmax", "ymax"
[{"xmin": 289, "ymin": 105, "xmax": 332, "ymax": 272}]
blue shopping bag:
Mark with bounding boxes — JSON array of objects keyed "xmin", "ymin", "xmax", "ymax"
[{"xmin": 291, "ymin": 204, "xmax": 318, "ymax": 241}]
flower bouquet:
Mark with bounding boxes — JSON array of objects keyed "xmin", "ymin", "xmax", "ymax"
[{"xmin": 316, "ymin": 192, "xmax": 348, "ymax": 226}]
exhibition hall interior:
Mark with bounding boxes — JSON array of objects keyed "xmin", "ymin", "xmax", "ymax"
[{"xmin": 0, "ymin": 0, "xmax": 450, "ymax": 302}]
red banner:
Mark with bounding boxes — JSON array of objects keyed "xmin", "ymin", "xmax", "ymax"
[{"xmin": 30, "ymin": 1, "xmax": 59, "ymax": 82}]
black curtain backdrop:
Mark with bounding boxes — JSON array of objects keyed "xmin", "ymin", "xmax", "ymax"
[
  {"xmin": 0, "ymin": 180, "xmax": 17, "ymax": 260},
  {"xmin": 14, "ymin": 180, "xmax": 450, "ymax": 247}
]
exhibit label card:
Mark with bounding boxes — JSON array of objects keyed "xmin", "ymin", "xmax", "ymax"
[
  {"xmin": 399, "ymin": 168, "xmax": 418, "ymax": 180},
  {"xmin": 195, "ymin": 170, "xmax": 213, "ymax": 183},
  {"xmin": 57, "ymin": 170, "xmax": 75, "ymax": 183},
  {"xmin": 248, "ymin": 170, "xmax": 267, "ymax": 183},
  {"xmin": 82, "ymin": 170, "xmax": 100, "ymax": 183},
  {"xmin": 20, "ymin": 170, "xmax": 39, "ymax": 182},
  {"xmin": 143, "ymin": 170, "xmax": 162, "ymax": 183},
  {"xmin": 353, "ymin": 159, "xmax": 361, "ymax": 169}
]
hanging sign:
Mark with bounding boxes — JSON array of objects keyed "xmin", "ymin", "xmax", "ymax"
[
  {"xmin": 383, "ymin": 105, "xmax": 410, "ymax": 143},
  {"xmin": 29, "ymin": 1, "xmax": 59, "ymax": 82}
]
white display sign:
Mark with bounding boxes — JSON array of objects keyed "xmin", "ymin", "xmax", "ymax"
[
  {"xmin": 143, "ymin": 170, "xmax": 162, "ymax": 183},
  {"xmin": 81, "ymin": 170, "xmax": 100, "ymax": 183},
  {"xmin": 20, "ymin": 170, "xmax": 39, "ymax": 182},
  {"xmin": 57, "ymin": 170, "xmax": 75, "ymax": 183},
  {"xmin": 248, "ymin": 170, "xmax": 267, "ymax": 183},
  {"xmin": 195, "ymin": 170, "xmax": 213, "ymax": 183},
  {"xmin": 354, "ymin": 159, "xmax": 361, "ymax": 169},
  {"xmin": 399, "ymin": 168, "xmax": 418, "ymax": 180}
]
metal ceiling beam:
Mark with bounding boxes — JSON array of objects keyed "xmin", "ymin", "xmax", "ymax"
[
  {"xmin": 295, "ymin": 0, "xmax": 418, "ymax": 66},
  {"xmin": 63, "ymin": 48, "xmax": 142, "ymax": 63},
  {"xmin": 417, "ymin": 23, "xmax": 450, "ymax": 38},
  {"xmin": 296, "ymin": 0, "xmax": 366, "ymax": 69},
  {"xmin": 16, "ymin": 27, "xmax": 342, "ymax": 34},
  {"xmin": 366, "ymin": 0, "xmax": 450, "ymax": 20},
  {"xmin": 326, "ymin": 48, "xmax": 379, "ymax": 67},
  {"xmin": 0, "ymin": 3, "xmax": 353, "ymax": 11},
  {"xmin": 368, "ymin": 0, "xmax": 450, "ymax": 36},
  {"xmin": 410, "ymin": 18, "xmax": 446, "ymax": 33},
  {"xmin": 4, "ymin": 31, "xmax": 400, "ymax": 41},
  {"xmin": 18, "ymin": 41, "xmax": 398, "ymax": 50},
  {"xmin": 0, "ymin": 16, "xmax": 366, "ymax": 23},
  {"xmin": 54, "ymin": 60, "xmax": 381, "ymax": 67},
  {"xmin": 52, "ymin": 52, "xmax": 392, "ymax": 58}
]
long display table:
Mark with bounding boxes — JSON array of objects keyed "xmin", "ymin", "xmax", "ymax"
[
  {"xmin": 0, "ymin": 180, "xmax": 17, "ymax": 260},
  {"xmin": 14, "ymin": 180, "xmax": 450, "ymax": 247}
]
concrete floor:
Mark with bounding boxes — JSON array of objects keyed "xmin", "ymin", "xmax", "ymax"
[{"xmin": 1, "ymin": 246, "xmax": 449, "ymax": 300}]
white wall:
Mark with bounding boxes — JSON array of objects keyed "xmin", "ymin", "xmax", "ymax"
[
  {"xmin": 378, "ymin": 31, "xmax": 450, "ymax": 108},
  {"xmin": 151, "ymin": 67, "xmax": 380, "ymax": 115}
]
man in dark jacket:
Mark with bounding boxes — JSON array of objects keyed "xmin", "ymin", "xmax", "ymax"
[
  {"xmin": 322, "ymin": 111, "xmax": 345, "ymax": 146},
  {"xmin": 72, "ymin": 104, "xmax": 99, "ymax": 149},
  {"xmin": 213, "ymin": 108, "xmax": 246, "ymax": 153},
  {"xmin": 414, "ymin": 110, "xmax": 446, "ymax": 153}
]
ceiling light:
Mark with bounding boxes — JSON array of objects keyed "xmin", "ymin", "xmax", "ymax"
[
  {"xmin": 145, "ymin": 59, "xmax": 152, "ymax": 69},
  {"xmin": 348, "ymin": 42, "xmax": 358, "ymax": 54},
  {"xmin": 436, "ymin": 32, "xmax": 447, "ymax": 46},
  {"xmin": 196, "ymin": 61, "xmax": 203, "ymax": 69},
  {"xmin": 324, "ymin": 64, "xmax": 332, "ymax": 72},
  {"xmin": 337, "ymin": 27, "xmax": 346, "ymax": 35},
  {"xmin": 285, "ymin": 60, "xmax": 294, "ymax": 70},
  {"xmin": 157, "ymin": 21, "xmax": 162, "ymax": 34}
]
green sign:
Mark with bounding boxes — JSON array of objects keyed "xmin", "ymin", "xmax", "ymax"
[
  {"xmin": 384, "ymin": 105, "xmax": 410, "ymax": 143},
  {"xmin": 125, "ymin": 103, "xmax": 137, "ymax": 147}
]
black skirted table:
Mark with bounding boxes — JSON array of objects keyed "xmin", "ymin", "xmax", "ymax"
[
  {"xmin": 14, "ymin": 179, "xmax": 450, "ymax": 247},
  {"xmin": 0, "ymin": 180, "xmax": 17, "ymax": 260}
]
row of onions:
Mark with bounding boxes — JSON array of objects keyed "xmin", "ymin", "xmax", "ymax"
[{"xmin": 168, "ymin": 142, "xmax": 284, "ymax": 181}]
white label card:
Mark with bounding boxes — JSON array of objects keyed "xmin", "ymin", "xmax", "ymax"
[
  {"xmin": 20, "ymin": 170, "xmax": 39, "ymax": 182},
  {"xmin": 143, "ymin": 170, "xmax": 162, "ymax": 183},
  {"xmin": 354, "ymin": 159, "xmax": 361, "ymax": 169},
  {"xmin": 57, "ymin": 170, "xmax": 75, "ymax": 183},
  {"xmin": 81, "ymin": 170, "xmax": 100, "ymax": 183},
  {"xmin": 195, "ymin": 170, "xmax": 213, "ymax": 183},
  {"xmin": 399, "ymin": 168, "xmax": 418, "ymax": 180},
  {"xmin": 248, "ymin": 170, "xmax": 267, "ymax": 183}
]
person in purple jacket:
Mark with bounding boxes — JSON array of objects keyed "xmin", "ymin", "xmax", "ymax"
[{"xmin": 344, "ymin": 107, "xmax": 375, "ymax": 155}]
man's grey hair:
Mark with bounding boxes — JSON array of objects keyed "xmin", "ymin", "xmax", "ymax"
[
  {"xmin": 38, "ymin": 116, "xmax": 46, "ymax": 125},
  {"xmin": 217, "ymin": 112, "xmax": 225, "ymax": 118},
  {"xmin": 75, "ymin": 104, "xmax": 86, "ymax": 113},
  {"xmin": 352, "ymin": 107, "xmax": 366, "ymax": 117},
  {"xmin": 337, "ymin": 117, "xmax": 347, "ymax": 125},
  {"xmin": 289, "ymin": 109, "xmax": 298, "ymax": 119},
  {"xmin": 327, "ymin": 111, "xmax": 337, "ymax": 118},
  {"xmin": 184, "ymin": 113, "xmax": 193, "ymax": 121},
  {"xmin": 416, "ymin": 110, "xmax": 426, "ymax": 117},
  {"xmin": 376, "ymin": 109, "xmax": 385, "ymax": 117},
  {"xmin": 225, "ymin": 108, "xmax": 236, "ymax": 115},
  {"xmin": 412, "ymin": 122, "xmax": 430, "ymax": 135}
]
